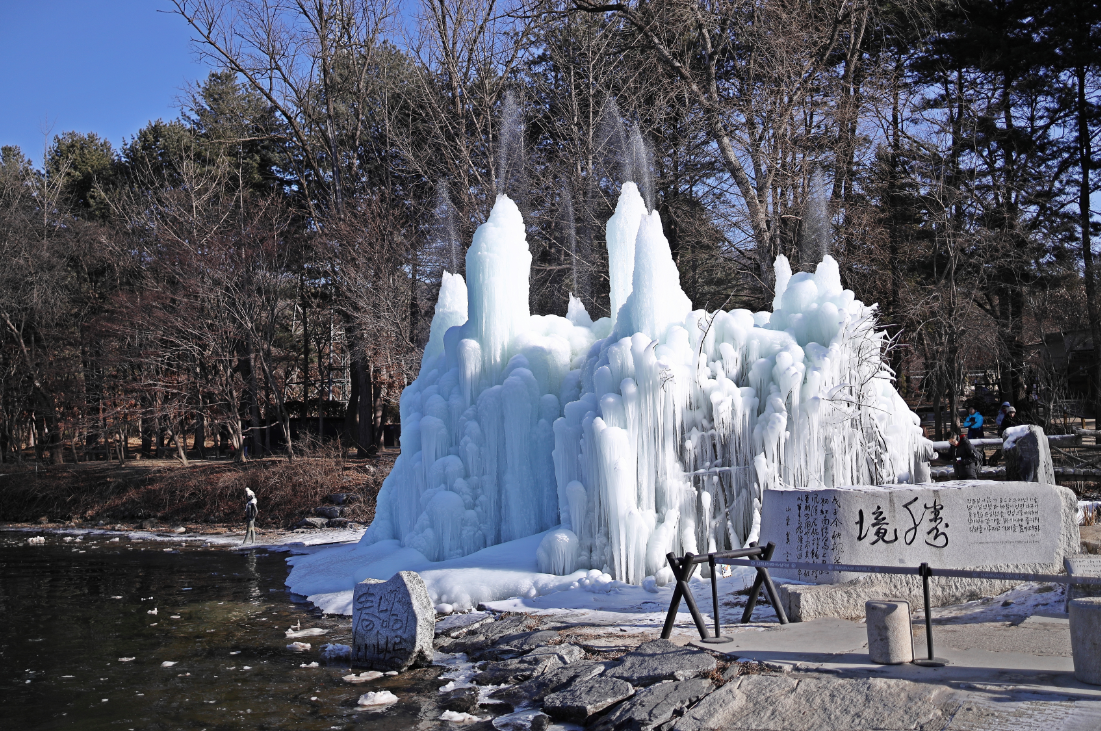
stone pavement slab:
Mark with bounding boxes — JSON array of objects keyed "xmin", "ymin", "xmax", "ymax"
[
  {"xmin": 670, "ymin": 672, "xmax": 1101, "ymax": 731},
  {"xmin": 691, "ymin": 617, "xmax": 1101, "ymax": 700},
  {"xmin": 689, "ymin": 617, "xmax": 868, "ymax": 663},
  {"xmin": 672, "ymin": 674, "xmax": 953, "ymax": 731}
]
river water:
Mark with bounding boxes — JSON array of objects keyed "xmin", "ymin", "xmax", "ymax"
[{"xmin": 0, "ymin": 532, "xmax": 466, "ymax": 730}]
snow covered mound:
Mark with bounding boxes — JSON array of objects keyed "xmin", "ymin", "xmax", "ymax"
[{"xmin": 288, "ymin": 183, "xmax": 922, "ymax": 610}]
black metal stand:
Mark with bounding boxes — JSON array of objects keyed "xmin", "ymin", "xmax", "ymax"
[
  {"xmin": 740, "ymin": 542, "xmax": 788, "ymax": 625},
  {"xmin": 700, "ymin": 554, "xmax": 733, "ymax": 643},
  {"xmin": 661, "ymin": 551, "xmax": 711, "ymax": 640},
  {"xmin": 912, "ymin": 562, "xmax": 948, "ymax": 667},
  {"xmin": 661, "ymin": 542, "xmax": 787, "ymax": 641}
]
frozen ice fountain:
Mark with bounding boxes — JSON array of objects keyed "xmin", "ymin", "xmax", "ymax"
[{"xmin": 291, "ymin": 183, "xmax": 923, "ymax": 612}]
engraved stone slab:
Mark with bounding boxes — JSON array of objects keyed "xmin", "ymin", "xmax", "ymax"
[
  {"xmin": 762, "ymin": 481, "xmax": 1078, "ymax": 584},
  {"xmin": 765, "ymin": 481, "xmax": 1080, "ymax": 621},
  {"xmin": 1065, "ymin": 556, "xmax": 1101, "ymax": 612},
  {"xmin": 352, "ymin": 571, "xmax": 434, "ymax": 671}
]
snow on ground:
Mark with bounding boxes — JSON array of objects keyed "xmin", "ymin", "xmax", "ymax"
[
  {"xmin": 920, "ymin": 581, "xmax": 1069, "ymax": 624},
  {"xmin": 285, "ymin": 529, "xmax": 769, "ymax": 625}
]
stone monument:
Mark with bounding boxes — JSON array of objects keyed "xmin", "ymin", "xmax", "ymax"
[
  {"xmin": 1004, "ymin": 425, "xmax": 1056, "ymax": 484},
  {"xmin": 761, "ymin": 480, "xmax": 1079, "ymax": 621},
  {"xmin": 352, "ymin": 571, "xmax": 435, "ymax": 671}
]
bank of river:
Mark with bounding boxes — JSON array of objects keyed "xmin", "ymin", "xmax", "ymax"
[{"xmin": 0, "ymin": 532, "xmax": 477, "ymax": 730}]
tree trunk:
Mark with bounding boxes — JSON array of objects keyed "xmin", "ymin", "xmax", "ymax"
[
  {"xmin": 1076, "ymin": 63, "xmax": 1101, "ymax": 420},
  {"xmin": 301, "ymin": 277, "xmax": 310, "ymax": 428},
  {"xmin": 358, "ymin": 360, "xmax": 376, "ymax": 456},
  {"xmin": 231, "ymin": 418, "xmax": 246, "ymax": 464},
  {"xmin": 887, "ymin": 59, "xmax": 904, "ymax": 378},
  {"xmin": 345, "ymin": 353, "xmax": 362, "ymax": 452},
  {"xmin": 243, "ymin": 341, "xmax": 262, "ymax": 458},
  {"xmin": 169, "ymin": 427, "xmax": 189, "ymax": 466},
  {"xmin": 195, "ymin": 404, "xmax": 206, "ymax": 460},
  {"xmin": 372, "ymin": 367, "xmax": 386, "ymax": 450},
  {"xmin": 933, "ymin": 384, "xmax": 944, "ymax": 442}
]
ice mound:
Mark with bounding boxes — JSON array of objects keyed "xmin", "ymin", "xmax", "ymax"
[
  {"xmin": 288, "ymin": 182, "xmax": 921, "ymax": 610},
  {"xmin": 357, "ymin": 690, "xmax": 398, "ymax": 707}
]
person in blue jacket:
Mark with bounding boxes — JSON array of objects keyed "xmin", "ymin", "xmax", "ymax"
[{"xmin": 962, "ymin": 406, "xmax": 984, "ymax": 439}]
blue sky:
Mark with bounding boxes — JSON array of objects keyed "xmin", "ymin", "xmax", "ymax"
[{"xmin": 0, "ymin": 1, "xmax": 209, "ymax": 167}]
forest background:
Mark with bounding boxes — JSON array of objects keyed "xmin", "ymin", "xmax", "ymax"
[{"xmin": 1, "ymin": 0, "xmax": 1099, "ymax": 471}]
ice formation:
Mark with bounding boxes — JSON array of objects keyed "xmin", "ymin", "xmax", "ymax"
[{"xmin": 358, "ymin": 182, "xmax": 922, "ymax": 595}]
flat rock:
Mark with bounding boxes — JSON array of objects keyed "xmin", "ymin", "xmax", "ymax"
[
  {"xmin": 480, "ymin": 615, "xmax": 539, "ymax": 644},
  {"xmin": 604, "ymin": 640, "xmax": 716, "ymax": 686},
  {"xmin": 482, "ymin": 630, "xmax": 563, "ymax": 659},
  {"xmin": 672, "ymin": 674, "xmax": 951, "ymax": 731},
  {"xmin": 592, "ymin": 678, "xmax": 714, "ymax": 731},
  {"xmin": 473, "ymin": 653, "xmax": 567, "ymax": 685},
  {"xmin": 297, "ymin": 516, "xmax": 329, "ymax": 529},
  {"xmin": 490, "ymin": 660, "xmax": 607, "ymax": 706},
  {"xmin": 314, "ymin": 505, "xmax": 343, "ymax": 520},
  {"xmin": 352, "ymin": 571, "xmax": 434, "ymax": 671},
  {"xmin": 435, "ymin": 611, "xmax": 493, "ymax": 638},
  {"xmin": 525, "ymin": 643, "xmax": 585, "ymax": 664},
  {"xmin": 505, "ymin": 629, "xmax": 562, "ymax": 651},
  {"xmin": 493, "ymin": 709, "xmax": 552, "ymax": 731},
  {"xmin": 543, "ymin": 676, "xmax": 635, "ymax": 722},
  {"xmin": 447, "ymin": 615, "xmax": 535, "ymax": 657},
  {"xmin": 440, "ymin": 633, "xmax": 492, "ymax": 656},
  {"xmin": 441, "ymin": 686, "xmax": 480, "ymax": 713},
  {"xmin": 579, "ymin": 637, "xmax": 643, "ymax": 654}
]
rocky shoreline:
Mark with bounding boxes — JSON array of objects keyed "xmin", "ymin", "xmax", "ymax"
[{"xmin": 428, "ymin": 611, "xmax": 730, "ymax": 730}]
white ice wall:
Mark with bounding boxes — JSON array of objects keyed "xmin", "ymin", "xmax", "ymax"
[{"xmin": 360, "ymin": 188, "xmax": 922, "ymax": 586}]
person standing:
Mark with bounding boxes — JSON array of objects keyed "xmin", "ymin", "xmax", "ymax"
[
  {"xmin": 948, "ymin": 431, "xmax": 981, "ymax": 480},
  {"xmin": 995, "ymin": 402, "xmax": 1011, "ymax": 428},
  {"xmin": 243, "ymin": 488, "xmax": 258, "ymax": 546},
  {"xmin": 962, "ymin": 406, "xmax": 984, "ymax": 439},
  {"xmin": 999, "ymin": 406, "xmax": 1022, "ymax": 435}
]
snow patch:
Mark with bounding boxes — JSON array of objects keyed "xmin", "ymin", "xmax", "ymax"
[{"xmin": 356, "ymin": 690, "xmax": 398, "ymax": 708}]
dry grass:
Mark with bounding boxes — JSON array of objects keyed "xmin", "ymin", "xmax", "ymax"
[{"xmin": 0, "ymin": 446, "xmax": 395, "ymax": 527}]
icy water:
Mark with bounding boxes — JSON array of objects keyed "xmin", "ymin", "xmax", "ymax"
[{"xmin": 0, "ymin": 532, "xmax": 464, "ymax": 730}]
